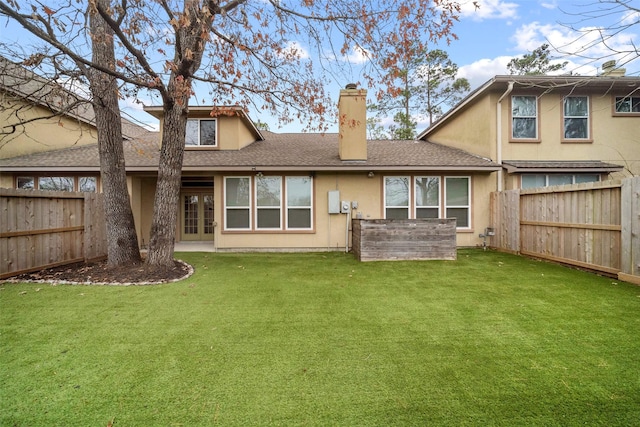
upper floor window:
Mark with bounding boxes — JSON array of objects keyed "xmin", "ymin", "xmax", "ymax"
[
  {"xmin": 615, "ymin": 96, "xmax": 640, "ymax": 114},
  {"xmin": 383, "ymin": 176, "xmax": 470, "ymax": 229},
  {"xmin": 563, "ymin": 96, "xmax": 590, "ymax": 140},
  {"xmin": 185, "ymin": 119, "xmax": 217, "ymax": 146},
  {"xmin": 511, "ymin": 95, "xmax": 538, "ymax": 140}
]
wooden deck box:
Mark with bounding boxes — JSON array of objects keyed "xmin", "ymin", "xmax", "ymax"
[{"xmin": 352, "ymin": 218, "xmax": 457, "ymax": 262}]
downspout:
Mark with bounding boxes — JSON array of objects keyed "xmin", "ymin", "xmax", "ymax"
[{"xmin": 496, "ymin": 82, "xmax": 514, "ymax": 191}]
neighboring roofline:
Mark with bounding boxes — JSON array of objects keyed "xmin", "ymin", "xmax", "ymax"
[
  {"xmin": 143, "ymin": 105, "xmax": 265, "ymax": 141},
  {"xmin": 417, "ymin": 74, "xmax": 640, "ymax": 140},
  {"xmin": 0, "ymin": 56, "xmax": 150, "ymax": 140}
]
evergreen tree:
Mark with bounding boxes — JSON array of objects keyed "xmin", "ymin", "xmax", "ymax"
[{"xmin": 507, "ymin": 44, "xmax": 568, "ymax": 75}]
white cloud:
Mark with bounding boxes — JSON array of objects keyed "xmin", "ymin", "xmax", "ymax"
[
  {"xmin": 622, "ymin": 9, "xmax": 640, "ymax": 26},
  {"xmin": 511, "ymin": 21, "xmax": 639, "ymax": 75},
  {"xmin": 540, "ymin": 0, "xmax": 558, "ymax": 10},
  {"xmin": 279, "ymin": 41, "xmax": 310, "ymax": 60},
  {"xmin": 460, "ymin": 0, "xmax": 519, "ymax": 21},
  {"xmin": 457, "ymin": 56, "xmax": 512, "ymax": 89},
  {"xmin": 343, "ymin": 45, "xmax": 370, "ymax": 65}
]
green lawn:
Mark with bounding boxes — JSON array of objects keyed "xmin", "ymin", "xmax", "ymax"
[{"xmin": 1, "ymin": 249, "xmax": 639, "ymax": 426}]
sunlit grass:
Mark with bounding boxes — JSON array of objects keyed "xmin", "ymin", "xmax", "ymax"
[{"xmin": 1, "ymin": 249, "xmax": 639, "ymax": 426}]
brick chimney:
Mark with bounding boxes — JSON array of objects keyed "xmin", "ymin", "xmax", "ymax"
[{"xmin": 338, "ymin": 83, "xmax": 367, "ymax": 161}]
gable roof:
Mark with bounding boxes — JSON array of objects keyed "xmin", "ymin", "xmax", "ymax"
[
  {"xmin": 0, "ymin": 131, "xmax": 500, "ymax": 173},
  {"xmin": 0, "ymin": 56, "xmax": 151, "ymax": 141},
  {"xmin": 417, "ymin": 74, "xmax": 640, "ymax": 140}
]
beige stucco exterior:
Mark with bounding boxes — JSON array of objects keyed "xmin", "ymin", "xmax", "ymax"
[
  {"xmin": 338, "ymin": 88, "xmax": 368, "ymax": 161},
  {"xmin": 422, "ymin": 76, "xmax": 640, "ymax": 190},
  {"xmin": 0, "ymin": 94, "xmax": 98, "ymax": 160},
  {"xmin": 128, "ymin": 170, "xmax": 496, "ymax": 251}
]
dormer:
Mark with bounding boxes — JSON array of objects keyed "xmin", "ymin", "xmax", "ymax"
[{"xmin": 143, "ymin": 105, "xmax": 264, "ymax": 150}]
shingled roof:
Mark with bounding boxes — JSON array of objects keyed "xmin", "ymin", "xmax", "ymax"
[
  {"xmin": 0, "ymin": 56, "xmax": 151, "ymax": 141},
  {"xmin": 0, "ymin": 131, "xmax": 500, "ymax": 173}
]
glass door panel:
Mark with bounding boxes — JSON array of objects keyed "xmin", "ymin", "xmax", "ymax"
[{"xmin": 182, "ymin": 193, "xmax": 214, "ymax": 241}]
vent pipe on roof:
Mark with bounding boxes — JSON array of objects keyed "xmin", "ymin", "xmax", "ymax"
[{"xmin": 601, "ymin": 60, "xmax": 626, "ymax": 76}]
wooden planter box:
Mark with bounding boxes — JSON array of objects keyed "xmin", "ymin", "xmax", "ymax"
[{"xmin": 352, "ymin": 218, "xmax": 457, "ymax": 262}]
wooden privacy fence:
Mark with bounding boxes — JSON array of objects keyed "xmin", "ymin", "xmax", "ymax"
[
  {"xmin": 490, "ymin": 176, "xmax": 640, "ymax": 285},
  {"xmin": 0, "ymin": 188, "xmax": 107, "ymax": 279}
]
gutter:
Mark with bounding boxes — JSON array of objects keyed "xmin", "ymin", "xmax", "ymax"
[{"xmin": 496, "ymin": 81, "xmax": 514, "ymax": 191}]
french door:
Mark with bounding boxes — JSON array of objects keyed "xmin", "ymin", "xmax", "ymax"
[{"xmin": 181, "ymin": 193, "xmax": 214, "ymax": 241}]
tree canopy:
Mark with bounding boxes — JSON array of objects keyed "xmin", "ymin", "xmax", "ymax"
[{"xmin": 507, "ymin": 44, "xmax": 568, "ymax": 75}]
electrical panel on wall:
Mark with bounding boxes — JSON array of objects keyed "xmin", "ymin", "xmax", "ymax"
[{"xmin": 328, "ymin": 190, "xmax": 341, "ymax": 214}]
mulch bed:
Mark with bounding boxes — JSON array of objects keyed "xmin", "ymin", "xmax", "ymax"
[{"xmin": 3, "ymin": 258, "xmax": 193, "ymax": 285}]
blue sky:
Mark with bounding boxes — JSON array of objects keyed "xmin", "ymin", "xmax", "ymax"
[{"xmin": 448, "ymin": 0, "xmax": 639, "ymax": 88}]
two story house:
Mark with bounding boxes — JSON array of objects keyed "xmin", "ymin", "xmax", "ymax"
[
  {"xmin": 1, "ymin": 70, "xmax": 501, "ymax": 251},
  {"xmin": 3, "ymin": 57, "xmax": 638, "ymax": 253},
  {"xmin": 418, "ymin": 72, "xmax": 638, "ymax": 190}
]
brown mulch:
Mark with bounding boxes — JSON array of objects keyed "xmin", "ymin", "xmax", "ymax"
[{"xmin": 3, "ymin": 258, "xmax": 193, "ymax": 285}]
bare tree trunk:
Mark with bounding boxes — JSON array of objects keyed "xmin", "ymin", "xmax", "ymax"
[
  {"xmin": 88, "ymin": 0, "xmax": 141, "ymax": 267},
  {"xmin": 145, "ymin": 100, "xmax": 187, "ymax": 267}
]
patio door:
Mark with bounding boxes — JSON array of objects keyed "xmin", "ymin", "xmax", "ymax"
[{"xmin": 181, "ymin": 193, "xmax": 214, "ymax": 241}]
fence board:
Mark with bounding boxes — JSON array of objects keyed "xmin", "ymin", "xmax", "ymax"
[
  {"xmin": 491, "ymin": 177, "xmax": 639, "ymax": 283},
  {"xmin": 0, "ymin": 188, "xmax": 107, "ymax": 279},
  {"xmin": 621, "ymin": 177, "xmax": 640, "ymax": 280}
]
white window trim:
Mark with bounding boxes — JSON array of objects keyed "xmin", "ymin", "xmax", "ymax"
[
  {"xmin": 614, "ymin": 96, "xmax": 640, "ymax": 114},
  {"xmin": 383, "ymin": 175, "xmax": 471, "ymax": 230},
  {"xmin": 511, "ymin": 95, "xmax": 538, "ymax": 140},
  {"xmin": 444, "ymin": 176, "xmax": 471, "ymax": 230},
  {"xmin": 383, "ymin": 176, "xmax": 410, "ymax": 219},
  {"xmin": 414, "ymin": 176, "xmax": 441, "ymax": 219},
  {"xmin": 224, "ymin": 176, "xmax": 252, "ymax": 231},
  {"xmin": 186, "ymin": 118, "xmax": 218, "ymax": 147},
  {"xmin": 285, "ymin": 177, "xmax": 313, "ymax": 230},
  {"xmin": 224, "ymin": 175, "xmax": 314, "ymax": 231},
  {"xmin": 255, "ymin": 176, "xmax": 283, "ymax": 230},
  {"xmin": 563, "ymin": 95, "xmax": 590, "ymax": 140}
]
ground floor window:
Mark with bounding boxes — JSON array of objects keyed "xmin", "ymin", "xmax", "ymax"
[
  {"xmin": 224, "ymin": 175, "xmax": 313, "ymax": 231},
  {"xmin": 521, "ymin": 173, "xmax": 600, "ymax": 189},
  {"xmin": 384, "ymin": 175, "xmax": 470, "ymax": 229},
  {"xmin": 16, "ymin": 175, "xmax": 98, "ymax": 192}
]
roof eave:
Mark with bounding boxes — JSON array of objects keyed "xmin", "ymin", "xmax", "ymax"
[{"xmin": 179, "ymin": 165, "xmax": 501, "ymax": 172}]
